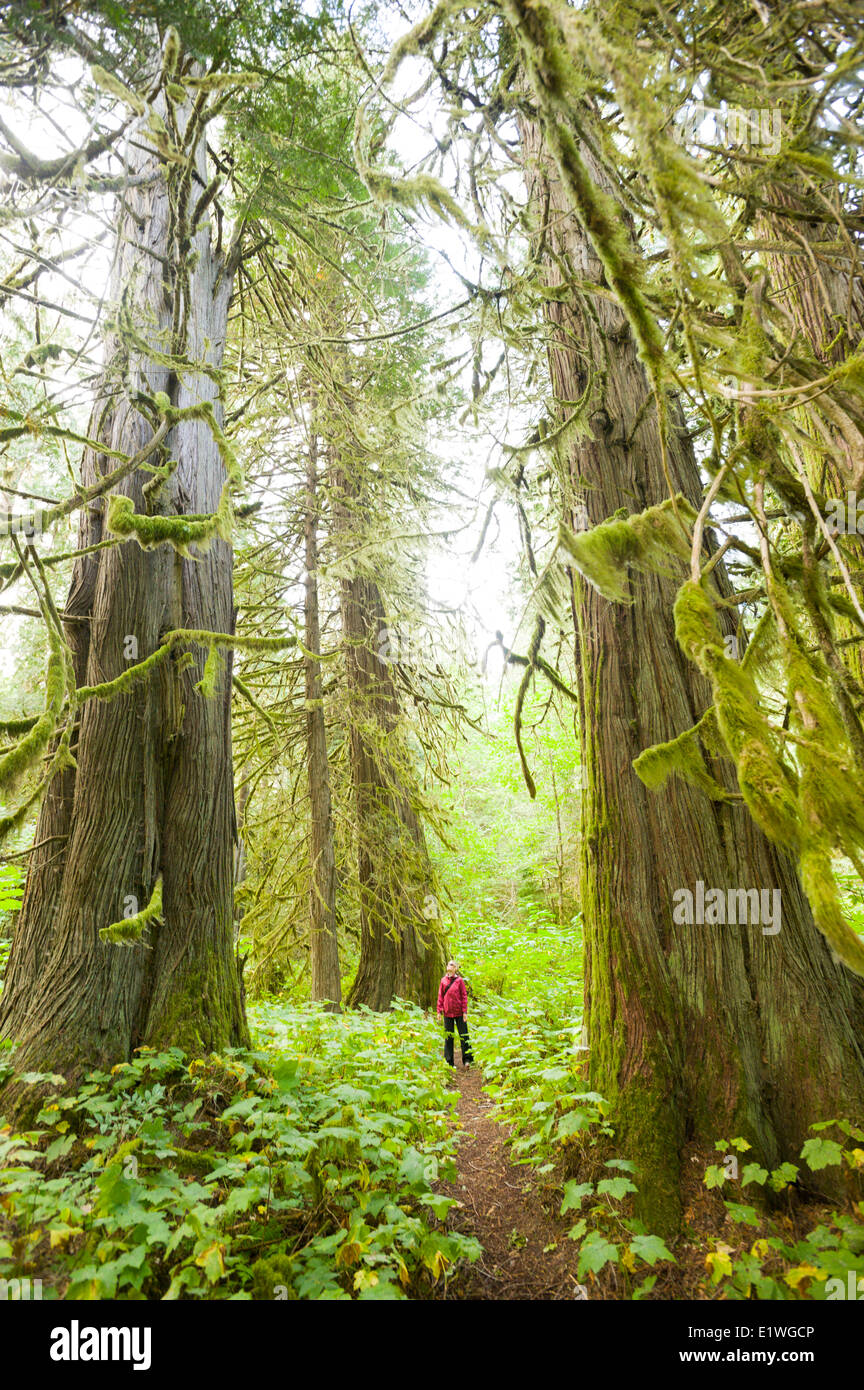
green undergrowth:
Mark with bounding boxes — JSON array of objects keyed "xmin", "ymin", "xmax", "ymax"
[
  {"xmin": 469, "ymin": 987, "xmax": 864, "ymax": 1297},
  {"xmin": 455, "ymin": 911, "xmax": 864, "ymax": 1299},
  {"xmin": 454, "ymin": 910, "xmax": 676, "ymax": 1293},
  {"xmin": 454, "ymin": 905, "xmax": 582, "ymax": 1005},
  {"xmin": 470, "ymin": 987, "xmax": 677, "ymax": 1295},
  {"xmin": 0, "ymin": 864, "xmax": 24, "ymax": 991},
  {"xmin": 0, "ymin": 1000, "xmax": 480, "ymax": 1300},
  {"xmin": 698, "ymin": 1127, "xmax": 864, "ymax": 1300}
]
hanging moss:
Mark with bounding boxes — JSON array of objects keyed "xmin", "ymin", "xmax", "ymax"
[
  {"xmin": 633, "ymin": 716, "xmax": 731, "ymax": 801},
  {"xmin": 90, "ymin": 63, "xmax": 146, "ymax": 117},
  {"xmin": 557, "ymin": 495, "xmax": 696, "ymax": 602},
  {"xmin": 103, "ymin": 398, "xmax": 244, "ymax": 554},
  {"xmin": 770, "ymin": 574, "xmax": 864, "ymax": 974},
  {"xmin": 800, "ymin": 846, "xmax": 864, "ymax": 976},
  {"xmin": 100, "ymin": 876, "xmax": 163, "ymax": 947},
  {"xmin": 0, "ymin": 714, "xmax": 40, "ymax": 736},
  {"xmin": 0, "ymin": 724, "xmax": 75, "ymax": 849},
  {"xmin": 184, "ymin": 72, "xmax": 264, "ymax": 93},
  {"xmin": 0, "ymin": 623, "xmax": 66, "ymax": 795},
  {"xmin": 671, "ymin": 576, "xmax": 864, "ymax": 975},
  {"xmin": 740, "ymin": 606, "xmax": 781, "ymax": 681},
  {"xmin": 195, "ymin": 643, "xmax": 222, "ymax": 699},
  {"xmin": 161, "ymin": 26, "xmax": 181, "ymax": 77},
  {"xmin": 674, "ymin": 580, "xmax": 801, "ymax": 848}
]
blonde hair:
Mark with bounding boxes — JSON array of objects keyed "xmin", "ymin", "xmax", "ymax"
[{"xmin": 447, "ymin": 960, "xmax": 458, "ymax": 971}]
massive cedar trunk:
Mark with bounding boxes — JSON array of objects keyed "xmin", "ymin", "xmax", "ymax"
[
  {"xmin": 304, "ymin": 430, "xmax": 341, "ymax": 1007},
  {"xmin": 521, "ymin": 114, "xmax": 864, "ymax": 1231},
  {"xmin": 0, "ymin": 81, "xmax": 247, "ymax": 1081},
  {"xmin": 759, "ymin": 187, "xmax": 864, "ymax": 686},
  {"xmin": 330, "ymin": 460, "xmax": 440, "ymax": 1011}
]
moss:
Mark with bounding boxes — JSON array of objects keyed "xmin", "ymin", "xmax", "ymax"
[
  {"xmin": 146, "ymin": 957, "xmax": 249, "ymax": 1055},
  {"xmin": 195, "ymin": 643, "xmax": 221, "ymax": 699},
  {"xmin": 0, "ymin": 621, "xmax": 66, "ymax": 795},
  {"xmin": 633, "ymin": 720, "xmax": 730, "ymax": 801},
  {"xmin": 674, "ymin": 579, "xmax": 802, "ymax": 846},
  {"xmin": 100, "ymin": 876, "xmax": 163, "ymax": 947},
  {"xmin": 673, "ymin": 578, "xmax": 864, "ymax": 974},
  {"xmin": 734, "ymin": 738, "xmax": 800, "ymax": 850},
  {"xmin": 251, "ymin": 1254, "xmax": 296, "ymax": 1300},
  {"xmin": 105, "ymin": 399, "xmax": 243, "ymax": 556},
  {"xmin": 800, "ymin": 845, "xmax": 864, "ymax": 976},
  {"xmin": 106, "ymin": 494, "xmax": 225, "ymax": 555},
  {"xmin": 90, "ymin": 64, "xmax": 146, "ymax": 117},
  {"xmin": 184, "ymin": 72, "xmax": 264, "ymax": 94},
  {"xmin": 557, "ymin": 495, "xmax": 696, "ymax": 602},
  {"xmin": 78, "ymin": 628, "xmax": 294, "ymax": 705},
  {"xmin": 740, "ymin": 606, "xmax": 780, "ymax": 679},
  {"xmin": 0, "ymin": 714, "xmax": 40, "ymax": 736},
  {"xmin": 161, "ymin": 26, "xmax": 181, "ymax": 77}
]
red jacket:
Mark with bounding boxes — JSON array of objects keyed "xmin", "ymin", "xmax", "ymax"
[{"xmin": 437, "ymin": 973, "xmax": 468, "ymax": 1018}]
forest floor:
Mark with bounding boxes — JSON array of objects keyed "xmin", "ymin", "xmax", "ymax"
[{"xmin": 437, "ymin": 1063, "xmax": 588, "ymax": 1300}]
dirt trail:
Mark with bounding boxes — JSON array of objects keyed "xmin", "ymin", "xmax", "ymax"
[{"xmin": 440, "ymin": 1065, "xmax": 587, "ymax": 1300}]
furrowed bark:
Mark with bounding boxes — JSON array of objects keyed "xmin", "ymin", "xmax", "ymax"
[
  {"xmin": 520, "ymin": 108, "xmax": 864, "ymax": 1234},
  {"xmin": 0, "ymin": 76, "xmax": 247, "ymax": 1086},
  {"xmin": 304, "ymin": 428, "xmax": 341, "ymax": 1009},
  {"xmin": 330, "ymin": 457, "xmax": 440, "ymax": 1012}
]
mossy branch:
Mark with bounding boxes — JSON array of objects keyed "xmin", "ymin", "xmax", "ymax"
[
  {"xmin": 0, "ymin": 614, "xmax": 66, "ymax": 796},
  {"xmin": 557, "ymin": 496, "xmax": 697, "ymax": 603},
  {"xmin": 76, "ymin": 629, "xmax": 296, "ymax": 705},
  {"xmin": 105, "ymin": 400, "xmax": 243, "ymax": 555},
  {"xmin": 100, "ymin": 876, "xmax": 163, "ymax": 947},
  {"xmin": 634, "ymin": 712, "xmax": 733, "ymax": 802}
]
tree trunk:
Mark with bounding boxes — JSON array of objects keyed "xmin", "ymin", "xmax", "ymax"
[
  {"xmin": 0, "ymin": 78, "xmax": 247, "ymax": 1085},
  {"xmin": 759, "ymin": 186, "xmax": 864, "ymax": 685},
  {"xmin": 520, "ymin": 112, "xmax": 864, "ymax": 1233},
  {"xmin": 330, "ymin": 458, "xmax": 440, "ymax": 1011},
  {"xmin": 304, "ymin": 430, "xmax": 341, "ymax": 1008}
]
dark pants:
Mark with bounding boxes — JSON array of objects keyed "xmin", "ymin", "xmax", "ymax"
[{"xmin": 444, "ymin": 1014, "xmax": 473, "ymax": 1066}]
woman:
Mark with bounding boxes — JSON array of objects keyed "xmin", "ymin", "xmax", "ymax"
[{"xmin": 436, "ymin": 960, "xmax": 473, "ymax": 1067}]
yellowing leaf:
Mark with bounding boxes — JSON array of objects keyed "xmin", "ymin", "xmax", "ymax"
[
  {"xmin": 705, "ymin": 1246, "xmax": 733, "ymax": 1282},
  {"xmin": 195, "ymin": 1241, "xmax": 226, "ymax": 1282},
  {"xmin": 49, "ymin": 1224, "xmax": 83, "ymax": 1249},
  {"xmin": 425, "ymin": 1248, "xmax": 448, "ymax": 1279},
  {"xmin": 784, "ymin": 1264, "xmax": 826, "ymax": 1289}
]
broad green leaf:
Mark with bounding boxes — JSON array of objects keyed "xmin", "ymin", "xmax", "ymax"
[
  {"xmin": 596, "ymin": 1176, "xmax": 637, "ymax": 1200},
  {"xmin": 740, "ymin": 1163, "xmax": 769, "ymax": 1187},
  {"xmin": 801, "ymin": 1137, "xmax": 844, "ymax": 1171},
  {"xmin": 577, "ymin": 1231, "xmax": 619, "ymax": 1279},
  {"xmin": 628, "ymin": 1233, "xmax": 674, "ymax": 1266},
  {"xmin": 560, "ymin": 1181, "xmax": 594, "ymax": 1215}
]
